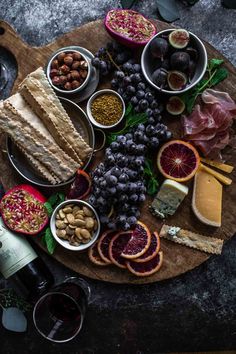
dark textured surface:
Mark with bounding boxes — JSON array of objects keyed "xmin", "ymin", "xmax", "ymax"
[{"xmin": 0, "ymin": 1, "xmax": 236, "ymax": 353}]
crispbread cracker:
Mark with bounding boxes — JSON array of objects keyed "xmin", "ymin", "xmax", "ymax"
[
  {"xmin": 160, "ymin": 225, "xmax": 224, "ymax": 255},
  {"xmin": 19, "ymin": 68, "xmax": 92, "ymax": 161},
  {"xmin": 16, "ymin": 143, "xmax": 60, "ymax": 184},
  {"xmin": 0, "ymin": 103, "xmax": 76, "ymax": 182}
]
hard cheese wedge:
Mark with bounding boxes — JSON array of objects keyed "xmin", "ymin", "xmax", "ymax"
[
  {"xmin": 150, "ymin": 179, "xmax": 188, "ymax": 219},
  {"xmin": 192, "ymin": 170, "xmax": 222, "ymax": 227}
]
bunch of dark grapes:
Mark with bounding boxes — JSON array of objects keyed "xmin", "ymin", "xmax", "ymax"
[
  {"xmin": 89, "ymin": 132, "xmax": 147, "ymax": 231},
  {"xmin": 91, "ymin": 42, "xmax": 132, "ymax": 76}
]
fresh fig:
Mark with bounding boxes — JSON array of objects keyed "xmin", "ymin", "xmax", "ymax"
[
  {"xmin": 152, "ymin": 68, "xmax": 167, "ymax": 88},
  {"xmin": 170, "ymin": 52, "xmax": 190, "ymax": 72},
  {"xmin": 166, "ymin": 96, "xmax": 185, "ymax": 115},
  {"xmin": 189, "ymin": 60, "xmax": 197, "ymax": 79},
  {"xmin": 104, "ymin": 9, "xmax": 157, "ymax": 48},
  {"xmin": 167, "ymin": 71, "xmax": 187, "ymax": 91},
  {"xmin": 162, "ymin": 59, "xmax": 170, "ymax": 71},
  {"xmin": 186, "ymin": 47, "xmax": 198, "ymax": 61},
  {"xmin": 150, "ymin": 37, "xmax": 169, "ymax": 60},
  {"xmin": 169, "ymin": 29, "xmax": 190, "ymax": 49}
]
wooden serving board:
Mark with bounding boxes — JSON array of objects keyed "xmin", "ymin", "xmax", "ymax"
[{"xmin": 0, "ymin": 19, "xmax": 236, "ymax": 284}]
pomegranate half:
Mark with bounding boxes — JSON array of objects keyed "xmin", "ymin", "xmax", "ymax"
[
  {"xmin": 0, "ymin": 184, "xmax": 48, "ymax": 235},
  {"xmin": 104, "ymin": 9, "xmax": 156, "ymax": 48}
]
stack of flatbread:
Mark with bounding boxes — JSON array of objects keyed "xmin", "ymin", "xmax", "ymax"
[{"xmin": 0, "ymin": 67, "xmax": 92, "ymax": 184}]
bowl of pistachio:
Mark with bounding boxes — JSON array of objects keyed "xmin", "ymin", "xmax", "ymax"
[{"xmin": 50, "ymin": 199, "xmax": 100, "ymax": 251}]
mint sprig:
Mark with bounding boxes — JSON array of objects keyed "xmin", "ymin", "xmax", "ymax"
[
  {"xmin": 106, "ymin": 104, "xmax": 147, "ymax": 144},
  {"xmin": 42, "ymin": 192, "xmax": 65, "ymax": 254},
  {"xmin": 144, "ymin": 159, "xmax": 159, "ymax": 196},
  {"xmin": 181, "ymin": 58, "xmax": 228, "ymax": 113}
]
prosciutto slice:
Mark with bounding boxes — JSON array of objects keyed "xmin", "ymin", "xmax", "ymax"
[{"xmin": 182, "ymin": 89, "xmax": 236, "ymax": 156}]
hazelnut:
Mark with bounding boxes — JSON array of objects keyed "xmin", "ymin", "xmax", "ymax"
[
  {"xmin": 52, "ymin": 76, "xmax": 61, "ymax": 86},
  {"xmin": 71, "ymin": 70, "xmax": 80, "ymax": 80},
  {"xmin": 64, "ymin": 55, "xmax": 73, "ymax": 66},
  {"xmin": 64, "ymin": 82, "xmax": 72, "ymax": 90},
  {"xmin": 67, "ymin": 73, "xmax": 72, "ymax": 81},
  {"xmin": 71, "ymin": 80, "xmax": 80, "ymax": 90},
  {"xmin": 80, "ymin": 70, "xmax": 88, "ymax": 79},
  {"xmin": 59, "ymin": 75, "xmax": 67, "ymax": 85},
  {"xmin": 57, "ymin": 52, "xmax": 66, "ymax": 62},
  {"xmin": 79, "ymin": 60, "xmax": 88, "ymax": 69},
  {"xmin": 73, "ymin": 52, "xmax": 82, "ymax": 61},
  {"xmin": 51, "ymin": 59, "xmax": 59, "ymax": 69},
  {"xmin": 50, "ymin": 69, "xmax": 59, "ymax": 78},
  {"xmin": 60, "ymin": 64, "xmax": 70, "ymax": 74},
  {"xmin": 71, "ymin": 61, "xmax": 80, "ymax": 70}
]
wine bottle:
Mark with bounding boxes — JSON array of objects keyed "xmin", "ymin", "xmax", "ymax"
[{"xmin": 0, "ymin": 218, "xmax": 54, "ymax": 301}]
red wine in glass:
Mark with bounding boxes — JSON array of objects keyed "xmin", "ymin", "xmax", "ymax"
[{"xmin": 33, "ymin": 277, "xmax": 90, "ymax": 342}]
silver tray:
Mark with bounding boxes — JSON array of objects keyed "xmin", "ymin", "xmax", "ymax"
[{"xmin": 6, "ymin": 97, "xmax": 95, "ymax": 188}]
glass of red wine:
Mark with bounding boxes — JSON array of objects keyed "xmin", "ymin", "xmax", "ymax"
[{"xmin": 33, "ymin": 277, "xmax": 90, "ymax": 343}]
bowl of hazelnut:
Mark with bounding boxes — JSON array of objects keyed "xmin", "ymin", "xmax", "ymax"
[{"xmin": 46, "ymin": 48, "xmax": 91, "ymax": 94}]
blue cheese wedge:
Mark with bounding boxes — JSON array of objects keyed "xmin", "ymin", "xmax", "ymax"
[{"xmin": 150, "ymin": 179, "xmax": 188, "ymax": 219}]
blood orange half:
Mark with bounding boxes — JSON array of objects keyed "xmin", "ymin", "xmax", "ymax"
[
  {"xmin": 109, "ymin": 231, "xmax": 132, "ymax": 268},
  {"xmin": 88, "ymin": 241, "xmax": 109, "ymax": 266},
  {"xmin": 126, "ymin": 251, "xmax": 163, "ymax": 277},
  {"xmin": 121, "ymin": 221, "xmax": 151, "ymax": 259},
  {"xmin": 133, "ymin": 231, "xmax": 160, "ymax": 263},
  {"xmin": 157, "ymin": 140, "xmax": 200, "ymax": 182},
  {"xmin": 98, "ymin": 230, "xmax": 117, "ymax": 264}
]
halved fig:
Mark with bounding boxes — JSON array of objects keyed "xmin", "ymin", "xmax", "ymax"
[
  {"xmin": 105, "ymin": 9, "xmax": 156, "ymax": 48},
  {"xmin": 166, "ymin": 96, "xmax": 185, "ymax": 115},
  {"xmin": 150, "ymin": 37, "xmax": 169, "ymax": 60},
  {"xmin": 109, "ymin": 231, "xmax": 132, "ymax": 268},
  {"xmin": 152, "ymin": 68, "xmax": 167, "ymax": 88},
  {"xmin": 98, "ymin": 230, "xmax": 117, "ymax": 264},
  {"xmin": 121, "ymin": 221, "xmax": 151, "ymax": 259},
  {"xmin": 167, "ymin": 71, "xmax": 187, "ymax": 91},
  {"xmin": 133, "ymin": 231, "xmax": 160, "ymax": 263},
  {"xmin": 126, "ymin": 251, "xmax": 163, "ymax": 277},
  {"xmin": 88, "ymin": 241, "xmax": 109, "ymax": 266},
  {"xmin": 169, "ymin": 29, "xmax": 190, "ymax": 49},
  {"xmin": 170, "ymin": 52, "xmax": 190, "ymax": 72}
]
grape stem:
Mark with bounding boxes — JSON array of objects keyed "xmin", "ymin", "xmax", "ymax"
[{"xmin": 106, "ymin": 50, "xmax": 121, "ymax": 71}]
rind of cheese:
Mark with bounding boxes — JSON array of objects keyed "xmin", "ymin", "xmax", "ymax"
[
  {"xmin": 200, "ymin": 163, "xmax": 232, "ymax": 185},
  {"xmin": 192, "ymin": 170, "xmax": 222, "ymax": 227},
  {"xmin": 200, "ymin": 158, "xmax": 234, "ymax": 173},
  {"xmin": 151, "ymin": 179, "xmax": 188, "ymax": 218}
]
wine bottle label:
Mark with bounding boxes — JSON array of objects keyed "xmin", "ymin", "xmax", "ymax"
[{"xmin": 0, "ymin": 218, "xmax": 37, "ymax": 279}]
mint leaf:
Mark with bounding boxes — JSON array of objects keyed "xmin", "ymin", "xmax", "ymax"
[
  {"xmin": 208, "ymin": 58, "xmax": 224, "ymax": 71},
  {"xmin": 42, "ymin": 228, "xmax": 56, "ymax": 255},
  {"xmin": 44, "ymin": 193, "xmax": 65, "ymax": 216}
]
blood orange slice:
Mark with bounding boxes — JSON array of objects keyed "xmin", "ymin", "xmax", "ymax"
[
  {"xmin": 126, "ymin": 251, "xmax": 163, "ymax": 277},
  {"xmin": 98, "ymin": 230, "xmax": 117, "ymax": 264},
  {"xmin": 88, "ymin": 241, "xmax": 109, "ymax": 266},
  {"xmin": 67, "ymin": 169, "xmax": 91, "ymax": 199},
  {"xmin": 157, "ymin": 140, "xmax": 200, "ymax": 182},
  {"xmin": 133, "ymin": 231, "xmax": 160, "ymax": 263},
  {"xmin": 121, "ymin": 221, "xmax": 151, "ymax": 259},
  {"xmin": 109, "ymin": 231, "xmax": 132, "ymax": 268}
]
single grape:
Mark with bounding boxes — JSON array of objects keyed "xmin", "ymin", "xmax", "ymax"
[
  {"xmin": 150, "ymin": 100, "xmax": 158, "ymax": 109},
  {"xmin": 146, "ymin": 124, "xmax": 156, "ymax": 136},
  {"xmin": 137, "ymin": 82, "xmax": 146, "ymax": 90},
  {"xmin": 148, "ymin": 136, "xmax": 160, "ymax": 149},
  {"xmin": 126, "ymin": 85, "xmax": 136, "ymax": 95},
  {"xmin": 114, "ymin": 70, "xmax": 125, "ymax": 80},
  {"xmin": 136, "ymin": 90, "xmax": 145, "ymax": 99},
  {"xmin": 139, "ymin": 99, "xmax": 149, "ymax": 111},
  {"xmin": 130, "ymin": 96, "xmax": 138, "ymax": 106},
  {"xmin": 110, "ymin": 141, "xmax": 119, "ymax": 151},
  {"xmin": 133, "ymin": 64, "xmax": 141, "ymax": 72},
  {"xmin": 111, "ymin": 78, "xmax": 119, "ymax": 89},
  {"xmin": 148, "ymin": 117, "xmax": 155, "ymax": 125},
  {"xmin": 92, "ymin": 57, "xmax": 101, "ymax": 68}
]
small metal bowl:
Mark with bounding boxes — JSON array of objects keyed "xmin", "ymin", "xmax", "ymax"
[
  {"xmin": 50, "ymin": 199, "xmax": 101, "ymax": 252},
  {"xmin": 46, "ymin": 48, "xmax": 91, "ymax": 94},
  {"xmin": 86, "ymin": 89, "xmax": 125, "ymax": 129},
  {"xmin": 141, "ymin": 29, "xmax": 208, "ymax": 94}
]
